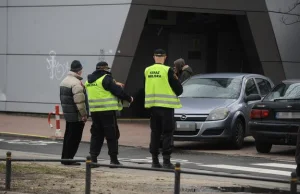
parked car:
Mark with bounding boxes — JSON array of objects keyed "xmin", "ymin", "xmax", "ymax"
[
  {"xmin": 173, "ymin": 73, "xmax": 274, "ymax": 149},
  {"xmin": 249, "ymin": 79, "xmax": 300, "ymax": 153}
]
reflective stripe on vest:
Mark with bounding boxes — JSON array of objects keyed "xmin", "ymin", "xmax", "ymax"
[
  {"xmin": 144, "ymin": 64, "xmax": 182, "ymax": 109},
  {"xmin": 85, "ymin": 74, "xmax": 123, "ymax": 112}
]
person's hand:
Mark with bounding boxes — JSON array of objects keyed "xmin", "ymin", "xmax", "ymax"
[
  {"xmin": 82, "ymin": 116, "xmax": 87, "ymax": 122},
  {"xmin": 116, "ymin": 82, "xmax": 125, "ymax": 88},
  {"xmin": 130, "ymin": 97, "xmax": 134, "ymax": 103},
  {"xmin": 174, "ymin": 73, "xmax": 178, "ymax": 80},
  {"xmin": 173, "ymin": 67, "xmax": 177, "ymax": 74}
]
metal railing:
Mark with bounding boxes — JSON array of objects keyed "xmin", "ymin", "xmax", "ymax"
[{"xmin": 1, "ymin": 152, "xmax": 299, "ymax": 194}]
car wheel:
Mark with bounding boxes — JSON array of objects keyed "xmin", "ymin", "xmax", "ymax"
[
  {"xmin": 255, "ymin": 141, "xmax": 272, "ymax": 153},
  {"xmin": 231, "ymin": 118, "xmax": 245, "ymax": 150}
]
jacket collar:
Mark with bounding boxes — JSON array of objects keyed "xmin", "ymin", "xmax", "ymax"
[{"xmin": 68, "ymin": 71, "xmax": 83, "ymax": 80}]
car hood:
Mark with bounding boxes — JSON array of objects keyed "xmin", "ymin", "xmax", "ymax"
[{"xmin": 175, "ymin": 97, "xmax": 236, "ymax": 115}]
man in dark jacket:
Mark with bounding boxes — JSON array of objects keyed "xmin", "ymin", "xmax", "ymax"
[
  {"xmin": 60, "ymin": 60, "xmax": 88, "ymax": 165},
  {"xmin": 85, "ymin": 61, "xmax": 133, "ymax": 167},
  {"xmin": 174, "ymin": 58, "xmax": 193, "ymax": 83}
]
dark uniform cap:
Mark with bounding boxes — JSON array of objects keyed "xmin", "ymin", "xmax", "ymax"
[
  {"xmin": 96, "ymin": 61, "xmax": 110, "ymax": 70},
  {"xmin": 154, "ymin": 49, "xmax": 166, "ymax": 57},
  {"xmin": 70, "ymin": 60, "xmax": 83, "ymax": 72}
]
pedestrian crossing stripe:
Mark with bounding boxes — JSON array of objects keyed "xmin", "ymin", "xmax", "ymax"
[
  {"xmin": 252, "ymin": 163, "xmax": 296, "ymax": 169},
  {"xmin": 119, "ymin": 157, "xmax": 296, "ymax": 177},
  {"xmin": 197, "ymin": 164, "xmax": 292, "ymax": 176}
]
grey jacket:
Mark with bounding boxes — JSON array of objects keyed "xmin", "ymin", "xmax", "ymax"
[
  {"xmin": 60, "ymin": 71, "xmax": 87, "ymax": 122},
  {"xmin": 180, "ymin": 65, "xmax": 193, "ymax": 83}
]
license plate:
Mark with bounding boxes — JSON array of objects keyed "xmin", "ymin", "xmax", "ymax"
[
  {"xmin": 276, "ymin": 112, "xmax": 300, "ymax": 119},
  {"xmin": 176, "ymin": 122, "xmax": 196, "ymax": 131}
]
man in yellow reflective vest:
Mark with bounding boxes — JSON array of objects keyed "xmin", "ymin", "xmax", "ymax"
[
  {"xmin": 85, "ymin": 61, "xmax": 133, "ymax": 167},
  {"xmin": 144, "ymin": 49, "xmax": 183, "ymax": 169}
]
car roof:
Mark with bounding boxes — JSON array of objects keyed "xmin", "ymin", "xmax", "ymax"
[
  {"xmin": 190, "ymin": 73, "xmax": 264, "ymax": 79},
  {"xmin": 282, "ymin": 79, "xmax": 300, "ymax": 84}
]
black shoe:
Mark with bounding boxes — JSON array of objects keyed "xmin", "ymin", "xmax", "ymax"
[
  {"xmin": 110, "ymin": 160, "xmax": 122, "ymax": 168},
  {"xmin": 62, "ymin": 162, "xmax": 81, "ymax": 166},
  {"xmin": 109, "ymin": 155, "xmax": 122, "ymax": 168},
  {"xmin": 152, "ymin": 162, "xmax": 162, "ymax": 168},
  {"xmin": 162, "ymin": 157, "xmax": 174, "ymax": 169},
  {"xmin": 151, "ymin": 155, "xmax": 162, "ymax": 168},
  {"xmin": 163, "ymin": 162, "xmax": 175, "ymax": 169}
]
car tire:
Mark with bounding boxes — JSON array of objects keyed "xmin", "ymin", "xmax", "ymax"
[
  {"xmin": 231, "ymin": 118, "xmax": 245, "ymax": 150},
  {"xmin": 255, "ymin": 141, "xmax": 272, "ymax": 153}
]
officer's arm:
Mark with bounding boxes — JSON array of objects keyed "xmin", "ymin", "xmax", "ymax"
[
  {"xmin": 72, "ymin": 84, "xmax": 87, "ymax": 117},
  {"xmin": 168, "ymin": 68, "xmax": 183, "ymax": 96},
  {"xmin": 102, "ymin": 75, "xmax": 132, "ymax": 102}
]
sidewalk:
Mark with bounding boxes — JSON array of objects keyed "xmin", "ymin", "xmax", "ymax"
[
  {"xmin": 0, "ymin": 113, "xmax": 151, "ymax": 148},
  {"xmin": 0, "ymin": 112, "xmax": 296, "ymax": 162}
]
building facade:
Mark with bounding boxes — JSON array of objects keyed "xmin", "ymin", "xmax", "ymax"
[{"xmin": 0, "ymin": 0, "xmax": 300, "ymax": 117}]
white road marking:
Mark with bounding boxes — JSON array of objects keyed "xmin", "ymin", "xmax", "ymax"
[
  {"xmin": 119, "ymin": 157, "xmax": 202, "ymax": 165},
  {"xmin": 252, "ymin": 163, "xmax": 296, "ymax": 169},
  {"xmin": 197, "ymin": 164, "xmax": 292, "ymax": 176},
  {"xmin": 0, "ymin": 139, "xmax": 61, "ymax": 145}
]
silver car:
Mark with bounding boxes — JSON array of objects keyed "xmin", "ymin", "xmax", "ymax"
[{"xmin": 173, "ymin": 73, "xmax": 274, "ymax": 149}]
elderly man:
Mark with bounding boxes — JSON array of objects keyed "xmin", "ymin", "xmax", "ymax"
[{"xmin": 60, "ymin": 60, "xmax": 88, "ymax": 165}]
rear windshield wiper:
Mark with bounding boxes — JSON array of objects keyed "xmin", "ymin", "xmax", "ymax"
[{"xmin": 274, "ymin": 97, "xmax": 300, "ymax": 102}]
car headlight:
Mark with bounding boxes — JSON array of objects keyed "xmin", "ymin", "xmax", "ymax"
[{"xmin": 206, "ymin": 108, "xmax": 230, "ymax": 121}]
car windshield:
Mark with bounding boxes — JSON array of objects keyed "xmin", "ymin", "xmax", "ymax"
[
  {"xmin": 263, "ymin": 82, "xmax": 300, "ymax": 102},
  {"xmin": 180, "ymin": 78, "xmax": 242, "ymax": 99}
]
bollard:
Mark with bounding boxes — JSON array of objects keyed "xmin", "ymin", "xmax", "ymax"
[
  {"xmin": 174, "ymin": 163, "xmax": 181, "ymax": 194},
  {"xmin": 85, "ymin": 156, "xmax": 92, "ymax": 194},
  {"xmin": 290, "ymin": 172, "xmax": 297, "ymax": 194},
  {"xmin": 5, "ymin": 152, "xmax": 12, "ymax": 190},
  {"xmin": 55, "ymin": 105, "xmax": 62, "ymax": 137}
]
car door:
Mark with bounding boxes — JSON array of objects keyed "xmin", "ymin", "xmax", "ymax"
[
  {"xmin": 255, "ymin": 78, "xmax": 273, "ymax": 98},
  {"xmin": 243, "ymin": 78, "xmax": 261, "ymax": 134}
]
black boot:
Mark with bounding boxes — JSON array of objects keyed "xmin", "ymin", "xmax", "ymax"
[
  {"xmin": 151, "ymin": 155, "xmax": 162, "ymax": 168},
  {"xmin": 110, "ymin": 155, "xmax": 122, "ymax": 168},
  {"xmin": 163, "ymin": 156, "xmax": 174, "ymax": 169},
  {"xmin": 90, "ymin": 155, "xmax": 99, "ymax": 168}
]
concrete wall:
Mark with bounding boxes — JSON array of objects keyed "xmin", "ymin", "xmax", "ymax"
[
  {"xmin": 0, "ymin": 0, "xmax": 131, "ymax": 112},
  {"xmin": 0, "ymin": 0, "xmax": 7, "ymax": 110},
  {"xmin": 265, "ymin": 0, "xmax": 300, "ymax": 79}
]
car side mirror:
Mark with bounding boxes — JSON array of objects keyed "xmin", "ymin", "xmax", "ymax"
[{"xmin": 245, "ymin": 94, "xmax": 261, "ymax": 102}]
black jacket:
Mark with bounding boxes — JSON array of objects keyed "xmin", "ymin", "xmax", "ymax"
[
  {"xmin": 144, "ymin": 65, "xmax": 183, "ymax": 97},
  {"xmin": 87, "ymin": 70, "xmax": 132, "ymax": 102}
]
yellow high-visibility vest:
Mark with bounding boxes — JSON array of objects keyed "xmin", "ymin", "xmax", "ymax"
[
  {"xmin": 85, "ymin": 74, "xmax": 122, "ymax": 112},
  {"xmin": 144, "ymin": 64, "xmax": 182, "ymax": 109}
]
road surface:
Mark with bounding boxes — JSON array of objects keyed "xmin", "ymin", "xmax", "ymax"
[{"xmin": 0, "ymin": 136, "xmax": 296, "ymax": 181}]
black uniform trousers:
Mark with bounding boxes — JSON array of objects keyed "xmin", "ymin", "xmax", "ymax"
[
  {"xmin": 150, "ymin": 107, "xmax": 175, "ymax": 158},
  {"xmin": 90, "ymin": 111, "xmax": 120, "ymax": 158},
  {"xmin": 61, "ymin": 121, "xmax": 85, "ymax": 164}
]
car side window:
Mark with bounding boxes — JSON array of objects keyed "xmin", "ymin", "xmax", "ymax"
[
  {"xmin": 245, "ymin": 78, "xmax": 259, "ymax": 96},
  {"xmin": 255, "ymin": 78, "xmax": 272, "ymax": 96}
]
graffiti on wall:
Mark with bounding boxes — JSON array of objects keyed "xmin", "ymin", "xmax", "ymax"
[{"xmin": 46, "ymin": 50, "xmax": 70, "ymax": 80}]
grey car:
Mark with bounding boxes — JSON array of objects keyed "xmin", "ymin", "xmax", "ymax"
[{"xmin": 173, "ymin": 73, "xmax": 274, "ymax": 149}]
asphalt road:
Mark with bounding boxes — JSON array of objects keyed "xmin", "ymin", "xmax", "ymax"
[{"xmin": 0, "ymin": 136, "xmax": 297, "ymax": 182}]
